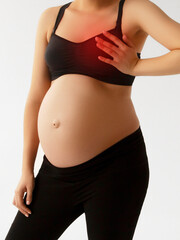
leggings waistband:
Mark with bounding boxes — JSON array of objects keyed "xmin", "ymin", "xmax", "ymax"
[{"xmin": 39, "ymin": 126, "xmax": 146, "ymax": 178}]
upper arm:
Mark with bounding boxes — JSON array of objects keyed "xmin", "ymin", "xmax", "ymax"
[
  {"xmin": 131, "ymin": 0, "xmax": 180, "ymax": 51},
  {"xmin": 26, "ymin": 7, "xmax": 56, "ymax": 104}
]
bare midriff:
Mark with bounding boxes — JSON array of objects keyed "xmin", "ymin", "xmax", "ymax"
[{"xmin": 37, "ymin": 74, "xmax": 140, "ymax": 168}]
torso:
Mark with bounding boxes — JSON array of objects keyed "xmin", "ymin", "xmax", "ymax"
[{"xmin": 37, "ymin": 0, "xmax": 148, "ymax": 167}]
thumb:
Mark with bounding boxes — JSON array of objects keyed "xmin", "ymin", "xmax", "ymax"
[
  {"xmin": 122, "ymin": 34, "xmax": 135, "ymax": 48},
  {"xmin": 26, "ymin": 187, "xmax": 33, "ymax": 205}
]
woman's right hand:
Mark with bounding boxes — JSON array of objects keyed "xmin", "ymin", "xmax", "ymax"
[{"xmin": 12, "ymin": 172, "xmax": 35, "ymax": 217}]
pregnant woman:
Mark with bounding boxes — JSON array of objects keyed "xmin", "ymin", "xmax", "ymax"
[{"xmin": 5, "ymin": 0, "xmax": 180, "ymax": 239}]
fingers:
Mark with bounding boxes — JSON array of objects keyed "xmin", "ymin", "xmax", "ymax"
[
  {"xmin": 95, "ymin": 36, "xmax": 120, "ymax": 65},
  {"xmin": 122, "ymin": 34, "xmax": 135, "ymax": 48},
  {"xmin": 13, "ymin": 190, "xmax": 32, "ymax": 217},
  {"xmin": 96, "ymin": 42, "xmax": 119, "ymax": 61},
  {"xmin": 26, "ymin": 187, "xmax": 33, "ymax": 205},
  {"xmin": 97, "ymin": 55, "xmax": 116, "ymax": 66},
  {"xmin": 95, "ymin": 36, "xmax": 119, "ymax": 53},
  {"xmin": 12, "ymin": 195, "xmax": 16, "ymax": 205},
  {"xmin": 102, "ymin": 31, "xmax": 126, "ymax": 50}
]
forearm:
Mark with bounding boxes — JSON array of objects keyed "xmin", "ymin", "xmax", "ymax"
[
  {"xmin": 21, "ymin": 101, "xmax": 41, "ymax": 175},
  {"xmin": 132, "ymin": 49, "xmax": 180, "ymax": 76}
]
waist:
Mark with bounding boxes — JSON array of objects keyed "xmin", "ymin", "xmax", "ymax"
[{"xmin": 50, "ymin": 74, "xmax": 132, "ymax": 98}]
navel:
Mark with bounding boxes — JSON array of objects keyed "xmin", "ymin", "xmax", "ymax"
[{"xmin": 52, "ymin": 119, "xmax": 60, "ymax": 128}]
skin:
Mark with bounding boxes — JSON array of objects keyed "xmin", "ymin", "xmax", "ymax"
[{"xmin": 12, "ymin": 0, "xmax": 180, "ymax": 217}]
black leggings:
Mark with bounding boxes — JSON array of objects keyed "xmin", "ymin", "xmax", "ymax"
[{"xmin": 5, "ymin": 126, "xmax": 150, "ymax": 240}]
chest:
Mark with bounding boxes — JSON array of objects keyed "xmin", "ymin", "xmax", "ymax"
[{"xmin": 48, "ymin": 6, "xmax": 140, "ymax": 45}]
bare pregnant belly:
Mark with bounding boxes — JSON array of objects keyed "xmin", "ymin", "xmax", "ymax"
[{"xmin": 37, "ymin": 74, "xmax": 140, "ymax": 168}]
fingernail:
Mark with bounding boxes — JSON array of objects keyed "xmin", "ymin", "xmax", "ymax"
[
  {"xmin": 28, "ymin": 211, "xmax": 31, "ymax": 214},
  {"xmin": 25, "ymin": 214, "xmax": 29, "ymax": 217},
  {"xmin": 26, "ymin": 201, "xmax": 30, "ymax": 205}
]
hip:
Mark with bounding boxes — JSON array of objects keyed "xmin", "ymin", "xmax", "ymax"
[
  {"xmin": 38, "ymin": 109, "xmax": 140, "ymax": 167},
  {"xmin": 38, "ymin": 125, "xmax": 149, "ymax": 184}
]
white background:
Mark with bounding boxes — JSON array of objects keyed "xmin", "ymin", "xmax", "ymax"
[{"xmin": 1, "ymin": 0, "xmax": 180, "ymax": 239}]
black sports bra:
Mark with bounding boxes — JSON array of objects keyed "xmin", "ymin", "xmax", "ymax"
[{"xmin": 45, "ymin": 0, "xmax": 141, "ymax": 86}]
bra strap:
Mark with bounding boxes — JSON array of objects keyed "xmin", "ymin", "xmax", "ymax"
[
  {"xmin": 52, "ymin": 2, "xmax": 72, "ymax": 34},
  {"xmin": 115, "ymin": 0, "xmax": 126, "ymax": 30}
]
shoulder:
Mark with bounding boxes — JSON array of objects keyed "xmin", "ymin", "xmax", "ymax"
[
  {"xmin": 124, "ymin": 0, "xmax": 152, "ymax": 9},
  {"xmin": 39, "ymin": 6, "xmax": 63, "ymax": 26},
  {"xmin": 38, "ymin": 6, "xmax": 64, "ymax": 42},
  {"xmin": 125, "ymin": 0, "xmax": 167, "ymax": 20},
  {"xmin": 124, "ymin": 0, "xmax": 169, "ymax": 34},
  {"xmin": 125, "ymin": 0, "xmax": 180, "ymax": 51},
  {"xmin": 123, "ymin": 0, "xmax": 155, "ymax": 20}
]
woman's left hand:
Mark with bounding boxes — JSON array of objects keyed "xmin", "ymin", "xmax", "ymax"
[{"xmin": 95, "ymin": 31, "xmax": 139, "ymax": 75}]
